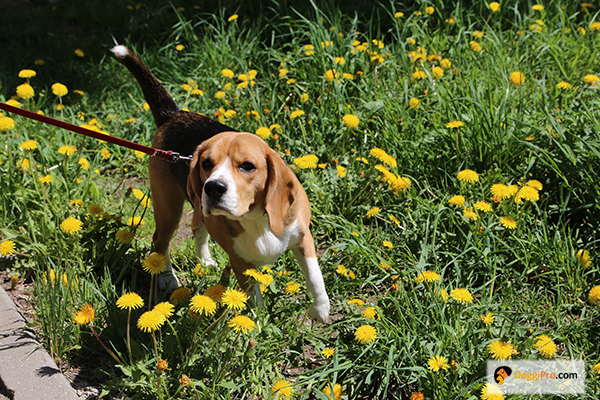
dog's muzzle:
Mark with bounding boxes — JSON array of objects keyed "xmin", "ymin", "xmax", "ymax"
[{"xmin": 204, "ymin": 180, "xmax": 228, "ymax": 199}]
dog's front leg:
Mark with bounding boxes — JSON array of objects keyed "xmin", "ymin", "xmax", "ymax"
[
  {"xmin": 193, "ymin": 223, "xmax": 216, "ymax": 267},
  {"xmin": 292, "ymin": 232, "xmax": 330, "ymax": 323}
]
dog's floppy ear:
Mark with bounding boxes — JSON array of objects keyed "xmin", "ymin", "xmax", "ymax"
[
  {"xmin": 265, "ymin": 149, "xmax": 297, "ymax": 235},
  {"xmin": 187, "ymin": 145, "xmax": 205, "ymax": 230}
]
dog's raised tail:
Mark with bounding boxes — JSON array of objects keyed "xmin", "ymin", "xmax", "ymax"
[{"xmin": 111, "ymin": 45, "xmax": 180, "ymax": 127}]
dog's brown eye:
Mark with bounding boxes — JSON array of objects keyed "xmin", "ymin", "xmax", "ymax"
[
  {"xmin": 201, "ymin": 159, "xmax": 213, "ymax": 170},
  {"xmin": 239, "ymin": 162, "xmax": 255, "ymax": 172}
]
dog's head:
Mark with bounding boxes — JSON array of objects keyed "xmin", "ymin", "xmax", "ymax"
[{"xmin": 187, "ymin": 132, "xmax": 298, "ymax": 234}]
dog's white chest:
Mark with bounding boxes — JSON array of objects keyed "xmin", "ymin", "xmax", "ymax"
[{"xmin": 233, "ymin": 214, "xmax": 299, "ymax": 266}]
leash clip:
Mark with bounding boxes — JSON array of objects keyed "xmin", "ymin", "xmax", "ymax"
[{"xmin": 152, "ymin": 149, "xmax": 193, "ymax": 163}]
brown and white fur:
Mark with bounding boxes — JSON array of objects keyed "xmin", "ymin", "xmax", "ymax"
[{"xmin": 111, "ymin": 45, "xmax": 330, "ymax": 322}]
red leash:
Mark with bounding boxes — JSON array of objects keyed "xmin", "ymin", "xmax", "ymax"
[{"xmin": 0, "ymin": 102, "xmax": 191, "ymax": 163}]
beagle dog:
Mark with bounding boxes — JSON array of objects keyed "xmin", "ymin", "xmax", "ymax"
[{"xmin": 111, "ymin": 45, "xmax": 330, "ymax": 323}]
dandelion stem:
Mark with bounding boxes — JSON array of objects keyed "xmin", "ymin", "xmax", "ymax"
[
  {"xmin": 165, "ymin": 318, "xmax": 185, "ymax": 363},
  {"xmin": 89, "ymin": 325, "xmax": 125, "ymax": 366},
  {"xmin": 126, "ymin": 309, "xmax": 133, "ymax": 364}
]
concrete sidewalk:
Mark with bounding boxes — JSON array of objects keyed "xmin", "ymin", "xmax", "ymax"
[{"xmin": 0, "ymin": 285, "xmax": 80, "ymax": 400}]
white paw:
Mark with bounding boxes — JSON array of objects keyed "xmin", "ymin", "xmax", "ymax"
[
  {"xmin": 308, "ymin": 300, "xmax": 330, "ymax": 323},
  {"xmin": 200, "ymin": 255, "xmax": 217, "ymax": 267},
  {"xmin": 158, "ymin": 271, "xmax": 180, "ymax": 291}
]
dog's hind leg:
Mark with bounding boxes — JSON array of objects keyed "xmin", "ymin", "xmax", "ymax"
[{"xmin": 150, "ymin": 158, "xmax": 185, "ymax": 291}]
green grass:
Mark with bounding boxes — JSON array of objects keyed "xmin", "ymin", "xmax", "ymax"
[{"xmin": 1, "ymin": 0, "xmax": 600, "ymax": 399}]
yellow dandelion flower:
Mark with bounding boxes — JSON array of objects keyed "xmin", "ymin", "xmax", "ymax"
[
  {"xmin": 6, "ymin": 99, "xmax": 21, "ymax": 108},
  {"xmin": 499, "ymin": 216, "xmax": 517, "ymax": 229},
  {"xmin": 510, "ymin": 71, "xmax": 525, "ymax": 86},
  {"xmin": 38, "ymin": 175, "xmax": 52, "ymax": 184},
  {"xmin": 115, "ymin": 229, "xmax": 134, "ymax": 244},
  {"xmin": 490, "ymin": 2, "xmax": 500, "ymax": 12},
  {"xmin": 412, "ymin": 69, "xmax": 427, "ymax": 79},
  {"xmin": 73, "ymin": 304, "xmax": 95, "ymax": 325},
  {"xmin": 532, "ymin": 4, "xmax": 544, "ymax": 11},
  {"xmin": 534, "ymin": 334, "xmax": 557, "ymax": 358},
  {"xmin": 470, "ymin": 41, "xmax": 483, "ymax": 52},
  {"xmin": 190, "ymin": 294, "xmax": 217, "ymax": 316},
  {"xmin": 457, "ymin": 169, "xmax": 479, "ymax": 183},
  {"xmin": 589, "ymin": 285, "xmax": 600, "ymax": 305},
  {"xmin": 60, "ymin": 217, "xmax": 82, "ymax": 234},
  {"xmin": 75, "ymin": 49, "xmax": 85, "ymax": 57},
  {"xmin": 427, "ymin": 355, "xmax": 450, "ymax": 372},
  {"xmin": 479, "ymin": 313, "xmax": 496, "ymax": 328},
  {"xmin": 416, "ymin": 271, "xmax": 441, "ymax": 284},
  {"xmin": 272, "ymin": 379, "xmax": 293, "ymax": 398},
  {"xmin": 450, "ymin": 288, "xmax": 473, "ymax": 303},
  {"xmin": 526, "ymin": 180, "xmax": 543, "ymax": 191},
  {"xmin": 576, "ymin": 249, "xmax": 591, "ymax": 268},
  {"xmin": 142, "ymin": 252, "xmax": 168, "ymax": 275},
  {"xmin": 16, "ymin": 83, "xmax": 35, "ymax": 100},
  {"xmin": 0, "ymin": 240, "xmax": 16, "ymax": 256},
  {"xmin": 19, "ymin": 69, "xmax": 36, "ymax": 78},
  {"xmin": 354, "ymin": 324, "xmax": 377, "ymax": 344},
  {"xmin": 137, "ymin": 309, "xmax": 166, "ymax": 333},
  {"xmin": 347, "ymin": 298, "xmax": 365, "ymax": 306},
  {"xmin": 285, "ymin": 281, "xmax": 300, "ymax": 294},
  {"xmin": 294, "ymin": 154, "xmax": 318, "ymax": 169},
  {"xmin": 324, "ymin": 69, "xmax": 338, "ymax": 83},
  {"xmin": 227, "ymin": 315, "xmax": 256, "ymax": 334},
  {"xmin": 100, "ymin": 148, "xmax": 111, "ymax": 159},
  {"xmin": 463, "ymin": 208, "xmax": 478, "ymax": 221},
  {"xmin": 221, "ymin": 68, "xmax": 234, "ymax": 78},
  {"xmin": 491, "ymin": 183, "xmax": 511, "ymax": 199},
  {"xmin": 488, "ymin": 340, "xmax": 515, "ymax": 360},
  {"xmin": 153, "ymin": 302, "xmax": 175, "ymax": 318},
  {"xmin": 481, "ymin": 383, "xmax": 504, "ymax": 400},
  {"xmin": 448, "ymin": 195, "xmax": 466, "ymax": 207},
  {"xmin": 0, "ymin": 116, "xmax": 16, "ymax": 131},
  {"xmin": 447, "ymin": 120, "xmax": 465, "ymax": 129},
  {"xmin": 204, "ymin": 284, "xmax": 226, "ymax": 303},
  {"xmin": 323, "ymin": 383, "xmax": 344, "ymax": 400},
  {"xmin": 58, "ymin": 145, "xmax": 77, "ymax": 156},
  {"xmin": 170, "ymin": 287, "xmax": 192, "ymax": 305},
  {"xmin": 475, "ymin": 201, "xmax": 492, "ymax": 212},
  {"xmin": 336, "ymin": 265, "xmax": 348, "ymax": 277},
  {"xmin": 222, "ymin": 288, "xmax": 248, "ymax": 311},
  {"xmin": 20, "ymin": 140, "xmax": 38, "ymax": 150},
  {"xmin": 336, "ymin": 165, "xmax": 346, "ymax": 177},
  {"xmin": 303, "ymin": 44, "xmax": 315, "ymax": 55},
  {"xmin": 362, "ymin": 306, "xmax": 381, "ymax": 320},
  {"xmin": 228, "ymin": 14, "xmax": 238, "ymax": 22},
  {"xmin": 128, "ymin": 216, "xmax": 144, "ymax": 227},
  {"xmin": 116, "ymin": 292, "xmax": 144, "ymax": 310},
  {"xmin": 322, "ymin": 347, "xmax": 335, "ymax": 358},
  {"xmin": 369, "ymin": 148, "xmax": 397, "ymax": 168},
  {"xmin": 514, "ymin": 186, "xmax": 539, "ymax": 203},
  {"xmin": 290, "ymin": 110, "xmax": 305, "ymax": 119},
  {"xmin": 366, "ymin": 207, "xmax": 381, "ymax": 218},
  {"xmin": 51, "ymin": 82, "xmax": 68, "ymax": 96},
  {"xmin": 557, "ymin": 81, "xmax": 572, "ymax": 90},
  {"xmin": 255, "ymin": 126, "xmax": 271, "ymax": 140},
  {"xmin": 342, "ymin": 114, "xmax": 360, "ymax": 129}
]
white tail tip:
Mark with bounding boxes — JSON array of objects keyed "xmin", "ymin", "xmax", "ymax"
[{"xmin": 111, "ymin": 45, "xmax": 129, "ymax": 59}]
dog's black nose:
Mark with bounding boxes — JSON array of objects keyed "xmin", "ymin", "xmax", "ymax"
[{"xmin": 204, "ymin": 180, "xmax": 228, "ymax": 199}]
